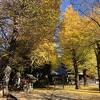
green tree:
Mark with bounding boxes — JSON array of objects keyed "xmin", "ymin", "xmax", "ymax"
[{"xmin": 0, "ymin": 0, "xmax": 61, "ymax": 74}]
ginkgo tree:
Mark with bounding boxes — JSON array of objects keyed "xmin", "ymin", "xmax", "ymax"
[{"xmin": 60, "ymin": 6, "xmax": 88, "ymax": 89}]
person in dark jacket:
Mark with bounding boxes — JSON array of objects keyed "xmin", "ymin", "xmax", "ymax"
[
  {"xmin": 57, "ymin": 63, "xmax": 67, "ymax": 76},
  {"xmin": 57, "ymin": 63, "xmax": 68, "ymax": 86}
]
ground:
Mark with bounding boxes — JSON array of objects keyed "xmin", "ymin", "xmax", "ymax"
[{"xmin": 1, "ymin": 85, "xmax": 100, "ymax": 100}]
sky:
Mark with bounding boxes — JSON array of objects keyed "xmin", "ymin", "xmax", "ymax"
[
  {"xmin": 60, "ymin": 0, "xmax": 70, "ymax": 12},
  {"xmin": 60, "ymin": 0, "xmax": 99, "ymax": 12}
]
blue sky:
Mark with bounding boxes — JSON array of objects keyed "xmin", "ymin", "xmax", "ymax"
[
  {"xmin": 60, "ymin": 0, "xmax": 70, "ymax": 12},
  {"xmin": 60, "ymin": 0, "xmax": 79, "ymax": 12},
  {"xmin": 60, "ymin": 0, "xmax": 99, "ymax": 12}
]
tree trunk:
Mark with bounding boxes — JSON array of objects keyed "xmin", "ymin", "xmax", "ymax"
[
  {"xmin": 72, "ymin": 49, "xmax": 79, "ymax": 89},
  {"xmin": 96, "ymin": 42, "xmax": 100, "ymax": 91},
  {"xmin": 83, "ymin": 69, "xmax": 87, "ymax": 86},
  {"xmin": 7, "ymin": 14, "xmax": 18, "ymax": 67},
  {"xmin": 97, "ymin": 65, "xmax": 100, "ymax": 91}
]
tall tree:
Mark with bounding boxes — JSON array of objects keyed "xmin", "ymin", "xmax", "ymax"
[{"xmin": 60, "ymin": 6, "xmax": 85, "ymax": 89}]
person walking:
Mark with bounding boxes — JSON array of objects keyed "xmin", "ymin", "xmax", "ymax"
[{"xmin": 57, "ymin": 63, "xmax": 67, "ymax": 88}]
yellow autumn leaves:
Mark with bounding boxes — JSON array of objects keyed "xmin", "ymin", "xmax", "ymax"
[
  {"xmin": 60, "ymin": 5, "xmax": 100, "ymax": 50},
  {"xmin": 61, "ymin": 6, "xmax": 85, "ymax": 49}
]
